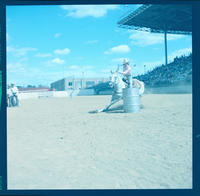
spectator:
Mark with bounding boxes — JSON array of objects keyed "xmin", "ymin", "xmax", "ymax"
[{"xmin": 11, "ymin": 83, "xmax": 19, "ymax": 106}]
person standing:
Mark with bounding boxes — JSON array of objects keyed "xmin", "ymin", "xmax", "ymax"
[
  {"xmin": 11, "ymin": 83, "xmax": 19, "ymax": 106},
  {"xmin": 118, "ymin": 58, "xmax": 132, "ymax": 88},
  {"xmin": 7, "ymin": 85, "xmax": 13, "ymax": 107}
]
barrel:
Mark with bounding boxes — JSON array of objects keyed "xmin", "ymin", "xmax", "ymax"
[{"xmin": 123, "ymin": 88, "xmax": 140, "ymax": 113}]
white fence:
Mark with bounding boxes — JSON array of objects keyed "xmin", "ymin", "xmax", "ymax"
[
  {"xmin": 18, "ymin": 89, "xmax": 95, "ymax": 100},
  {"xmin": 18, "ymin": 92, "xmax": 39, "ymax": 100}
]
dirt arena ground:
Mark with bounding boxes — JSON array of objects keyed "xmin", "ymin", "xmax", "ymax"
[{"xmin": 7, "ymin": 94, "xmax": 192, "ymax": 189}]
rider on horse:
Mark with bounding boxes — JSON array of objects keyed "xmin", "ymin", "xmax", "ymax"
[{"xmin": 118, "ymin": 58, "xmax": 132, "ymax": 88}]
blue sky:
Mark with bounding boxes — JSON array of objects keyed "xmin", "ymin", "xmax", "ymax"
[{"xmin": 6, "ymin": 5, "xmax": 192, "ymax": 86}]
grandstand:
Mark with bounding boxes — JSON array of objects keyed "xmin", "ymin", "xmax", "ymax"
[
  {"xmin": 118, "ymin": 4, "xmax": 192, "ymax": 65},
  {"xmin": 118, "ymin": 4, "xmax": 191, "ymax": 34},
  {"xmin": 135, "ymin": 54, "xmax": 192, "ymax": 87}
]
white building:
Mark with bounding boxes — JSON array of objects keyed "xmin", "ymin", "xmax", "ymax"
[{"xmin": 50, "ymin": 77, "xmax": 109, "ymax": 91}]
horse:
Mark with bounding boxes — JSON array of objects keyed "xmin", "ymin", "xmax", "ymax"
[
  {"xmin": 96, "ymin": 71, "xmax": 145, "ymax": 113},
  {"xmin": 132, "ymin": 78, "xmax": 145, "ymax": 95}
]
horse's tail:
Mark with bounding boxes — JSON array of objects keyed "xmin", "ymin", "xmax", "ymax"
[{"xmin": 132, "ymin": 79, "xmax": 145, "ymax": 95}]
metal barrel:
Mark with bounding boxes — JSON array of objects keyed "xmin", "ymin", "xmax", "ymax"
[{"xmin": 123, "ymin": 88, "xmax": 140, "ymax": 113}]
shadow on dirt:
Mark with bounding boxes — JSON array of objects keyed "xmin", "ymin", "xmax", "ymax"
[{"xmin": 89, "ymin": 104, "xmax": 145, "ymax": 114}]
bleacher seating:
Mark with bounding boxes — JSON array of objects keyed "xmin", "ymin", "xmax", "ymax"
[{"xmin": 136, "ymin": 54, "xmax": 192, "ymax": 86}]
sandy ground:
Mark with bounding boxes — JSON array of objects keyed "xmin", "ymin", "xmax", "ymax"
[{"xmin": 7, "ymin": 94, "xmax": 192, "ymax": 189}]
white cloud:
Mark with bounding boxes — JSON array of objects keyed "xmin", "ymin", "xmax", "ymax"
[
  {"xmin": 54, "ymin": 48, "xmax": 70, "ymax": 55},
  {"xmin": 7, "ymin": 46, "xmax": 13, "ymax": 52},
  {"xmin": 129, "ymin": 31, "xmax": 184, "ymax": 46},
  {"xmin": 72, "ymin": 70, "xmax": 102, "ymax": 78},
  {"xmin": 35, "ymin": 53, "xmax": 52, "ymax": 58},
  {"xmin": 167, "ymin": 35, "xmax": 185, "ymax": 41},
  {"xmin": 111, "ymin": 58, "xmax": 125, "ymax": 64},
  {"xmin": 140, "ymin": 47, "xmax": 192, "ymax": 72},
  {"xmin": 7, "ymin": 46, "xmax": 37, "ymax": 57},
  {"xmin": 111, "ymin": 58, "xmax": 135, "ymax": 67},
  {"xmin": 7, "ymin": 58, "xmax": 28, "ymax": 75},
  {"xmin": 69, "ymin": 65, "xmax": 79, "ymax": 70},
  {"xmin": 68, "ymin": 65, "xmax": 92, "ymax": 71},
  {"xmin": 105, "ymin": 45, "xmax": 130, "ymax": 54},
  {"xmin": 100, "ymin": 69, "xmax": 111, "ymax": 74},
  {"xmin": 54, "ymin": 33, "xmax": 62, "ymax": 38},
  {"xmin": 60, "ymin": 5, "xmax": 119, "ymax": 18},
  {"xmin": 82, "ymin": 65, "xmax": 93, "ymax": 70},
  {"xmin": 100, "ymin": 64, "xmax": 121, "ymax": 74},
  {"xmin": 52, "ymin": 58, "xmax": 65, "ymax": 64},
  {"xmin": 85, "ymin": 40, "xmax": 98, "ymax": 45}
]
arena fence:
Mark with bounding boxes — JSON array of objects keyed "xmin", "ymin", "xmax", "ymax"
[
  {"xmin": 18, "ymin": 89, "xmax": 95, "ymax": 100},
  {"xmin": 145, "ymin": 84, "xmax": 192, "ymax": 94}
]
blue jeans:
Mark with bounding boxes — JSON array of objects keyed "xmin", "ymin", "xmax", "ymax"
[{"xmin": 126, "ymin": 75, "xmax": 132, "ymax": 88}]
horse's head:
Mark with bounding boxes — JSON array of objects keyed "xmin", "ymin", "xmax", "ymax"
[
  {"xmin": 109, "ymin": 71, "xmax": 118, "ymax": 87},
  {"xmin": 109, "ymin": 70, "xmax": 125, "ymax": 90}
]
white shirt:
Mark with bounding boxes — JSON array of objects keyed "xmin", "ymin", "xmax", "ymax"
[
  {"xmin": 11, "ymin": 86, "xmax": 19, "ymax": 95},
  {"xmin": 7, "ymin": 88, "xmax": 13, "ymax": 97},
  {"xmin": 122, "ymin": 65, "xmax": 132, "ymax": 76}
]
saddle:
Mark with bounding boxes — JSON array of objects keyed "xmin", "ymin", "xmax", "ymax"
[{"xmin": 122, "ymin": 78, "xmax": 130, "ymax": 85}]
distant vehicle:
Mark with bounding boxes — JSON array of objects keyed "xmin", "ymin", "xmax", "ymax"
[{"xmin": 91, "ymin": 82, "xmax": 113, "ymax": 95}]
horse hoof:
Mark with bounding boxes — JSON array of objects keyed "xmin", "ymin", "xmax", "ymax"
[{"xmin": 88, "ymin": 110, "xmax": 100, "ymax": 114}]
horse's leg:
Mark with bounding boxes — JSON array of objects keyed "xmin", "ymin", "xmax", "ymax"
[{"xmin": 98, "ymin": 98, "xmax": 121, "ymax": 112}]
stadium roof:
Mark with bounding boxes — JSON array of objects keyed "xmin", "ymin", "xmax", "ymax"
[{"xmin": 118, "ymin": 4, "xmax": 192, "ymax": 35}]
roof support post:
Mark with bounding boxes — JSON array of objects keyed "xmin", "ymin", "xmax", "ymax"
[{"xmin": 164, "ymin": 30, "xmax": 168, "ymax": 65}]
